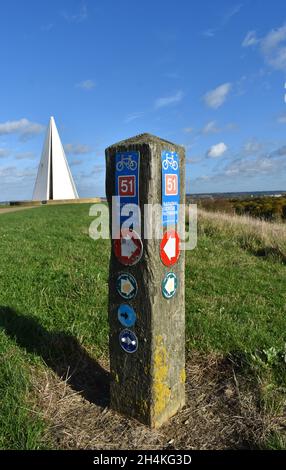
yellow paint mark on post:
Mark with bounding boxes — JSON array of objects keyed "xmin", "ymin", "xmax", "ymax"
[
  {"xmin": 153, "ymin": 335, "xmax": 171, "ymax": 418},
  {"xmin": 180, "ymin": 368, "xmax": 186, "ymax": 384}
]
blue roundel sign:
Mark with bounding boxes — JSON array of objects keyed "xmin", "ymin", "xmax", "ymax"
[
  {"xmin": 117, "ymin": 304, "xmax": 137, "ymax": 327},
  {"xmin": 116, "ymin": 273, "xmax": 138, "ymax": 300},
  {"xmin": 119, "ymin": 329, "xmax": 138, "ymax": 353}
]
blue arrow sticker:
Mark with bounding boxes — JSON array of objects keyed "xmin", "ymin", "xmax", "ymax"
[
  {"xmin": 116, "ymin": 273, "xmax": 138, "ymax": 300},
  {"xmin": 117, "ymin": 304, "xmax": 137, "ymax": 328},
  {"xmin": 162, "ymin": 272, "xmax": 178, "ymax": 299},
  {"xmin": 119, "ymin": 329, "xmax": 138, "ymax": 353}
]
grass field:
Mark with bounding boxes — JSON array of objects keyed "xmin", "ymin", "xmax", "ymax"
[{"xmin": 0, "ymin": 204, "xmax": 285, "ymax": 449}]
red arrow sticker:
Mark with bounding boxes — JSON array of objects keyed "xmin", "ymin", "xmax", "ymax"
[
  {"xmin": 114, "ymin": 229, "xmax": 143, "ymax": 266},
  {"xmin": 160, "ymin": 230, "xmax": 180, "ymax": 266}
]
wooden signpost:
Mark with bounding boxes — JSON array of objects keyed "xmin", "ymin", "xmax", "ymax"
[{"xmin": 105, "ymin": 133, "xmax": 185, "ymax": 428}]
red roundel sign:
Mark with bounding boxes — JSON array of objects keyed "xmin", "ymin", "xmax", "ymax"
[
  {"xmin": 160, "ymin": 230, "xmax": 180, "ymax": 266},
  {"xmin": 114, "ymin": 229, "xmax": 143, "ymax": 266}
]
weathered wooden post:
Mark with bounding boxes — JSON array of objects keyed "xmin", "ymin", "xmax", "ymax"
[{"xmin": 105, "ymin": 133, "xmax": 185, "ymax": 428}]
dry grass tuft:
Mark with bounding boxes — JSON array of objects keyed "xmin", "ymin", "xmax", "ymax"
[
  {"xmin": 31, "ymin": 354, "xmax": 285, "ymax": 450},
  {"xmin": 197, "ymin": 209, "xmax": 286, "ymax": 263}
]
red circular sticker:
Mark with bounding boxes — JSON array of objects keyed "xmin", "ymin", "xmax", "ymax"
[
  {"xmin": 114, "ymin": 229, "xmax": 143, "ymax": 266},
  {"xmin": 160, "ymin": 230, "xmax": 180, "ymax": 266}
]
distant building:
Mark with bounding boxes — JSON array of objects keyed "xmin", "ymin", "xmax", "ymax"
[{"xmin": 33, "ymin": 117, "xmax": 79, "ymax": 201}]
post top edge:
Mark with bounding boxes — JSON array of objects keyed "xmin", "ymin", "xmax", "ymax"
[{"xmin": 106, "ymin": 133, "xmax": 184, "ymax": 151}]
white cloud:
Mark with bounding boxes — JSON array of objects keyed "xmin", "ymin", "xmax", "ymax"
[
  {"xmin": 0, "ymin": 165, "xmax": 17, "ymax": 177},
  {"xmin": 64, "ymin": 143, "xmax": 92, "ymax": 155},
  {"xmin": 203, "ymin": 83, "xmax": 231, "ymax": 109},
  {"xmin": 124, "ymin": 112, "xmax": 145, "ymax": 123},
  {"xmin": 243, "ymin": 139, "xmax": 263, "ymax": 155},
  {"xmin": 183, "ymin": 121, "xmax": 237, "ymax": 138},
  {"xmin": 242, "ymin": 31, "xmax": 259, "ymax": 47},
  {"xmin": 69, "ymin": 159, "xmax": 83, "ymax": 166},
  {"xmin": 164, "ymin": 71, "xmax": 180, "ymax": 79},
  {"xmin": 0, "ymin": 165, "xmax": 36, "ymax": 179},
  {"xmin": 62, "ymin": 3, "xmax": 87, "ymax": 23},
  {"xmin": 272, "ymin": 145, "xmax": 286, "ymax": 157},
  {"xmin": 154, "ymin": 90, "xmax": 183, "ymax": 109},
  {"xmin": 191, "ymin": 142, "xmax": 286, "ymax": 190},
  {"xmin": 203, "ymin": 4, "xmax": 242, "ymax": 38},
  {"xmin": 0, "ymin": 148, "xmax": 10, "ymax": 158},
  {"xmin": 202, "ymin": 121, "xmax": 220, "ymax": 134},
  {"xmin": 225, "ymin": 122, "xmax": 239, "ymax": 131},
  {"xmin": 41, "ymin": 23, "xmax": 54, "ymax": 32},
  {"xmin": 277, "ymin": 114, "xmax": 286, "ymax": 123},
  {"xmin": 245, "ymin": 24, "xmax": 286, "ymax": 71},
  {"xmin": 76, "ymin": 79, "xmax": 95, "ymax": 90},
  {"xmin": 261, "ymin": 24, "xmax": 286, "ymax": 70},
  {"xmin": 183, "ymin": 127, "xmax": 193, "ymax": 133},
  {"xmin": 221, "ymin": 4, "xmax": 242, "ymax": 27},
  {"xmin": 207, "ymin": 142, "xmax": 228, "ymax": 158},
  {"xmin": 0, "ymin": 118, "xmax": 44, "ymax": 140},
  {"xmin": 15, "ymin": 152, "xmax": 36, "ymax": 160},
  {"xmin": 225, "ymin": 156, "xmax": 274, "ymax": 176},
  {"xmin": 0, "ymin": 165, "xmax": 39, "ymax": 200},
  {"xmin": 222, "ymin": 143, "xmax": 286, "ymax": 177},
  {"xmin": 186, "ymin": 155, "xmax": 203, "ymax": 164},
  {"xmin": 203, "ymin": 29, "xmax": 216, "ymax": 38}
]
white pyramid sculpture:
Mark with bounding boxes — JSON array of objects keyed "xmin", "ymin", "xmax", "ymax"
[{"xmin": 33, "ymin": 116, "xmax": 79, "ymax": 201}]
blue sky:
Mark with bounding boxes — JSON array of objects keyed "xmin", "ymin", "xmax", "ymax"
[{"xmin": 0, "ymin": 0, "xmax": 286, "ymax": 200}]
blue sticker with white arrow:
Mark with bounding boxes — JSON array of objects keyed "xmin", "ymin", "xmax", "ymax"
[
  {"xmin": 117, "ymin": 304, "xmax": 137, "ymax": 328},
  {"xmin": 119, "ymin": 329, "xmax": 138, "ymax": 353},
  {"xmin": 162, "ymin": 150, "xmax": 180, "ymax": 227}
]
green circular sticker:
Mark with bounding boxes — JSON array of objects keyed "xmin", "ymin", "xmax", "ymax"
[{"xmin": 161, "ymin": 272, "xmax": 178, "ymax": 299}]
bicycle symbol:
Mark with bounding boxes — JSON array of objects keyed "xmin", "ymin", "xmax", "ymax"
[
  {"xmin": 162, "ymin": 154, "xmax": 178, "ymax": 171},
  {"xmin": 116, "ymin": 155, "xmax": 137, "ymax": 171}
]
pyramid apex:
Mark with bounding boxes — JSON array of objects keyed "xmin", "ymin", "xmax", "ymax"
[{"xmin": 33, "ymin": 116, "xmax": 79, "ymax": 201}]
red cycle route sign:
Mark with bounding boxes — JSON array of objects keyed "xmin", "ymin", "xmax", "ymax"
[
  {"xmin": 160, "ymin": 230, "xmax": 180, "ymax": 266},
  {"xmin": 114, "ymin": 229, "xmax": 143, "ymax": 266}
]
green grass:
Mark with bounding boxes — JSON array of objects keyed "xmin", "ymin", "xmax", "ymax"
[
  {"xmin": 186, "ymin": 234, "xmax": 285, "ymax": 353},
  {"xmin": 0, "ymin": 204, "xmax": 110, "ymax": 449},
  {"xmin": 0, "ymin": 204, "xmax": 285, "ymax": 449},
  {"xmin": 0, "ymin": 333, "xmax": 48, "ymax": 449},
  {"xmin": 0, "ymin": 205, "xmax": 109, "ymax": 352}
]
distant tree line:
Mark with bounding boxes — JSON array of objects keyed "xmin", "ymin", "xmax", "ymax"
[{"xmin": 189, "ymin": 196, "xmax": 286, "ymax": 222}]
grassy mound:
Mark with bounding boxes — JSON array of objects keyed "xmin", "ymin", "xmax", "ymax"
[{"xmin": 0, "ymin": 204, "xmax": 285, "ymax": 449}]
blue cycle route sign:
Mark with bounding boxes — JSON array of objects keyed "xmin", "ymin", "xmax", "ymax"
[
  {"xmin": 115, "ymin": 151, "xmax": 140, "ymax": 231},
  {"xmin": 161, "ymin": 150, "xmax": 180, "ymax": 227}
]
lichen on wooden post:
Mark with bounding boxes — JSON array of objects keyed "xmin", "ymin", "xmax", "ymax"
[{"xmin": 105, "ymin": 133, "xmax": 185, "ymax": 428}]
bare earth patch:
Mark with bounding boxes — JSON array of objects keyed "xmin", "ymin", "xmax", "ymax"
[{"xmin": 31, "ymin": 353, "xmax": 285, "ymax": 450}]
